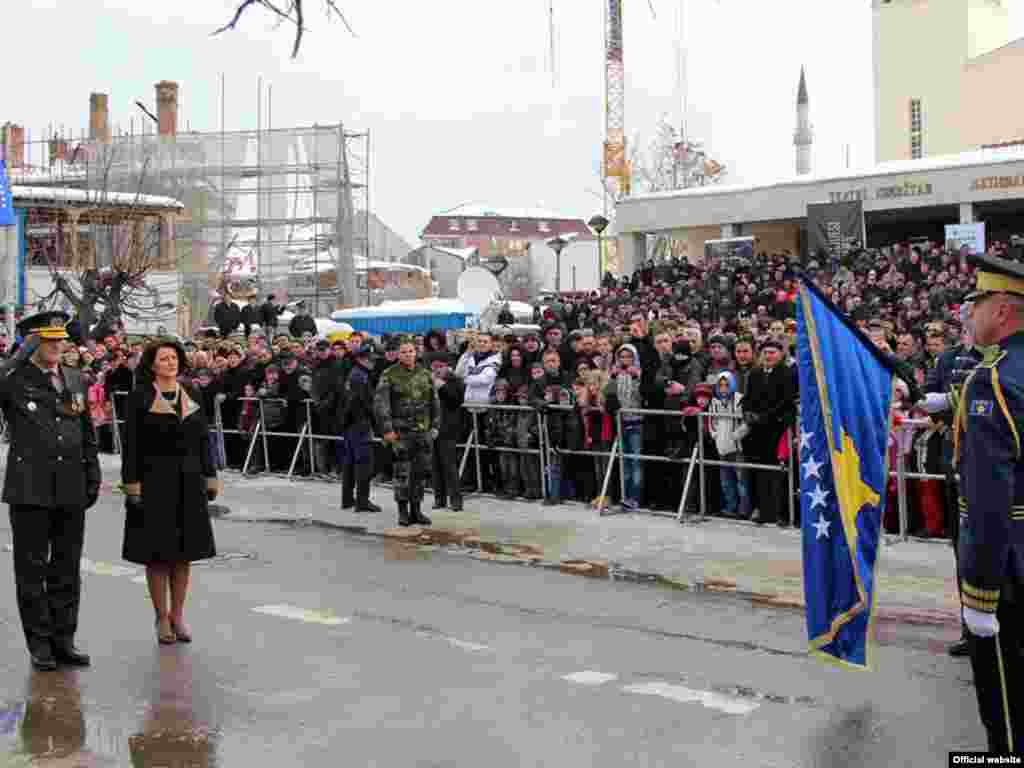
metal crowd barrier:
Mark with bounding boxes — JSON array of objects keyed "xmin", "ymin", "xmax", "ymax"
[{"xmin": 107, "ymin": 389, "xmax": 957, "ymax": 540}]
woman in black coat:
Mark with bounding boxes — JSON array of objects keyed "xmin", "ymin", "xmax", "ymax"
[{"xmin": 122, "ymin": 340, "xmax": 220, "ymax": 645}]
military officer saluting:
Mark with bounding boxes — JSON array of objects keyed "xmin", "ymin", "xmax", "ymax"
[
  {"xmin": 0, "ymin": 311, "xmax": 101, "ymax": 671},
  {"xmin": 374, "ymin": 337, "xmax": 439, "ymax": 528},
  {"xmin": 954, "ymin": 253, "xmax": 1024, "ymax": 753}
]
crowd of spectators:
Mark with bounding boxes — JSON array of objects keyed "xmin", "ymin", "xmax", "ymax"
[{"xmin": 1, "ymin": 238, "xmax": 1017, "ymax": 537}]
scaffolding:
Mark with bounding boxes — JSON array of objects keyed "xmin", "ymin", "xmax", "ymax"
[{"xmin": 8, "ymin": 121, "xmax": 370, "ymax": 331}]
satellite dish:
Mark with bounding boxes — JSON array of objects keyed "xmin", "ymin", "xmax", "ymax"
[{"xmin": 457, "ymin": 267, "xmax": 502, "ymax": 312}]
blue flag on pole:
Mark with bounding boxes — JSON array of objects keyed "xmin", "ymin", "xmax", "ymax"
[
  {"xmin": 0, "ymin": 159, "xmax": 14, "ymax": 227},
  {"xmin": 797, "ymin": 277, "xmax": 895, "ymax": 670}
]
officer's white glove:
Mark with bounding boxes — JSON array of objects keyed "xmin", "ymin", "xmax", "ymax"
[
  {"xmin": 917, "ymin": 392, "xmax": 950, "ymax": 414},
  {"xmin": 963, "ymin": 606, "xmax": 1000, "ymax": 638}
]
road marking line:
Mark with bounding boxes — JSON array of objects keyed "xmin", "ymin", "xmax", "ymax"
[
  {"xmin": 252, "ymin": 604, "xmax": 350, "ymax": 626},
  {"xmin": 622, "ymin": 682, "xmax": 760, "ymax": 715},
  {"xmin": 563, "ymin": 671, "xmax": 618, "ymax": 685},
  {"xmin": 445, "ymin": 637, "xmax": 489, "ymax": 652},
  {"xmin": 80, "ymin": 558, "xmax": 138, "ymax": 578}
]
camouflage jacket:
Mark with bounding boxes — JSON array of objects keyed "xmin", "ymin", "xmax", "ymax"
[{"xmin": 374, "ymin": 363, "xmax": 440, "ymax": 434}]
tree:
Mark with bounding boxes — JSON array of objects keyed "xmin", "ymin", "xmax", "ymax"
[
  {"xmin": 215, "ymin": 0, "xmax": 357, "ymax": 58},
  {"xmin": 33, "ymin": 153, "xmax": 181, "ymax": 341}
]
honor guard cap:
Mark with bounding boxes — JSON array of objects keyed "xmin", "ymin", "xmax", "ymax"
[
  {"xmin": 965, "ymin": 252, "xmax": 1024, "ymax": 301},
  {"xmin": 17, "ymin": 310, "xmax": 70, "ymax": 341}
]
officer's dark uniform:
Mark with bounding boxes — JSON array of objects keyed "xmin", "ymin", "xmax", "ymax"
[
  {"xmin": 954, "ymin": 255, "xmax": 1024, "ymax": 753},
  {"xmin": 0, "ymin": 312, "xmax": 100, "ymax": 670},
  {"xmin": 337, "ymin": 346, "xmax": 381, "ymax": 513},
  {"xmin": 926, "ymin": 338, "xmax": 984, "ymax": 654}
]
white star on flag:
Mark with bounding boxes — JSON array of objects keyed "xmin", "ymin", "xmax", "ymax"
[
  {"xmin": 799, "ymin": 427, "xmax": 814, "ymax": 453},
  {"xmin": 812, "ymin": 513, "xmax": 831, "ymax": 540},
  {"xmin": 806, "ymin": 483, "xmax": 829, "ymax": 510},
  {"xmin": 802, "ymin": 455, "xmax": 823, "ymax": 481}
]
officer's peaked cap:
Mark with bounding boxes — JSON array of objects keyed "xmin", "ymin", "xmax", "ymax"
[
  {"xmin": 965, "ymin": 252, "xmax": 1024, "ymax": 301},
  {"xmin": 17, "ymin": 310, "xmax": 70, "ymax": 340}
]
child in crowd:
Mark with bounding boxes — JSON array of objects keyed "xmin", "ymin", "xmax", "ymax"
[
  {"xmin": 489, "ymin": 379, "xmax": 521, "ymax": 499},
  {"xmin": 680, "ymin": 382, "xmax": 720, "ymax": 517},
  {"xmin": 516, "ymin": 379, "xmax": 542, "ymax": 500},
  {"xmin": 709, "ymin": 371, "xmax": 748, "ymax": 519},
  {"xmin": 581, "ymin": 370, "xmax": 615, "ymax": 506}
]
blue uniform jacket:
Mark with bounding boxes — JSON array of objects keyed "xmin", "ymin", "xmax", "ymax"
[{"xmin": 956, "ymin": 332, "xmax": 1024, "ymax": 613}]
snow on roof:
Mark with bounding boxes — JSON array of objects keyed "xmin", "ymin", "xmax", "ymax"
[
  {"xmin": 433, "ymin": 245, "xmax": 478, "ymax": 261},
  {"xmin": 12, "ymin": 185, "xmax": 184, "ymax": 210},
  {"xmin": 623, "ymin": 145, "xmax": 1024, "ymax": 203},
  {"xmin": 438, "ymin": 203, "xmax": 581, "ymax": 221}
]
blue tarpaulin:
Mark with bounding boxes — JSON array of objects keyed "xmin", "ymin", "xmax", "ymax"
[{"xmin": 332, "ymin": 300, "xmax": 475, "ymax": 335}]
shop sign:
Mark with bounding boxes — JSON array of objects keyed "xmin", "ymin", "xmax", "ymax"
[
  {"xmin": 828, "ymin": 180, "xmax": 933, "ymax": 204},
  {"xmin": 970, "ymin": 175, "xmax": 1024, "ymax": 191}
]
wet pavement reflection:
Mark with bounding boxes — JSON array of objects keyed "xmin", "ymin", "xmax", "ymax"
[{"xmin": 1, "ymin": 649, "xmax": 221, "ymax": 767}]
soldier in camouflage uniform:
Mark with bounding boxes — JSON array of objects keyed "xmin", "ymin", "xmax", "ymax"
[{"xmin": 374, "ymin": 338, "xmax": 440, "ymax": 527}]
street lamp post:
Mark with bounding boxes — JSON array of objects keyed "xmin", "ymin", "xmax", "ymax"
[
  {"xmin": 546, "ymin": 235, "xmax": 569, "ymax": 294},
  {"xmin": 588, "ymin": 214, "xmax": 609, "ymax": 286}
]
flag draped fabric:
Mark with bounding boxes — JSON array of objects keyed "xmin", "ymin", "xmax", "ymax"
[
  {"xmin": 797, "ymin": 277, "xmax": 895, "ymax": 670},
  {"xmin": 0, "ymin": 160, "xmax": 14, "ymax": 227}
]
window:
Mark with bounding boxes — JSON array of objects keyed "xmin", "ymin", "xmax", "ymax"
[
  {"xmin": 508, "ymin": 220, "xmax": 519, "ymax": 233},
  {"xmin": 448, "ymin": 219, "xmax": 460, "ymax": 231},
  {"xmin": 467, "ymin": 219, "xmax": 478, "ymax": 231},
  {"xmin": 909, "ymin": 98, "xmax": 922, "ymax": 159},
  {"xmin": 538, "ymin": 221, "xmax": 550, "ymax": 233}
]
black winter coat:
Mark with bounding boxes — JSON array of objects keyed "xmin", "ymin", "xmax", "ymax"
[
  {"xmin": 121, "ymin": 386, "xmax": 218, "ymax": 565},
  {"xmin": 435, "ymin": 374, "xmax": 465, "ymax": 440},
  {"xmin": 213, "ymin": 302, "xmax": 241, "ymax": 336},
  {"xmin": 742, "ymin": 364, "xmax": 796, "ymax": 464}
]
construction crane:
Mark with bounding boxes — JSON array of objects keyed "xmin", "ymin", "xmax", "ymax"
[{"xmin": 603, "ymin": 0, "xmax": 629, "ymax": 203}]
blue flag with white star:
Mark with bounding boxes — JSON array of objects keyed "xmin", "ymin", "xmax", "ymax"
[
  {"xmin": 797, "ymin": 277, "xmax": 895, "ymax": 670},
  {"xmin": 0, "ymin": 160, "xmax": 14, "ymax": 227}
]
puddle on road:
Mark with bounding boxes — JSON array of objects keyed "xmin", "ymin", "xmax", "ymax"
[{"xmin": 383, "ymin": 541, "xmax": 435, "ymax": 561}]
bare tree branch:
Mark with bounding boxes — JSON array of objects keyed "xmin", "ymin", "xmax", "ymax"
[{"xmin": 214, "ymin": 0, "xmax": 356, "ymax": 58}]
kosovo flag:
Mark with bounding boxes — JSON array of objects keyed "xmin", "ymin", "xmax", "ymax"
[
  {"xmin": 797, "ymin": 277, "xmax": 896, "ymax": 670},
  {"xmin": 0, "ymin": 160, "xmax": 14, "ymax": 227}
]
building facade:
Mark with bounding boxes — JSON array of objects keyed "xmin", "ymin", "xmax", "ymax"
[
  {"xmin": 872, "ymin": 0, "xmax": 1016, "ymax": 162},
  {"xmin": 420, "ymin": 205, "xmax": 593, "ymax": 301}
]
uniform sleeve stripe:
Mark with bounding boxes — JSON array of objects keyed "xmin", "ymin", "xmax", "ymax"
[
  {"xmin": 962, "ymin": 582, "xmax": 1001, "ymax": 600},
  {"xmin": 991, "ymin": 366, "xmax": 1021, "ymax": 460},
  {"xmin": 962, "ymin": 594, "xmax": 999, "ymax": 613}
]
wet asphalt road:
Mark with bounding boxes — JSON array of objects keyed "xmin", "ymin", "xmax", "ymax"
[{"xmin": 0, "ymin": 501, "xmax": 987, "ymax": 767}]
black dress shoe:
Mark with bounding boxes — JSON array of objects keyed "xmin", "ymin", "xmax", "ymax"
[
  {"xmin": 948, "ymin": 638, "xmax": 970, "ymax": 657},
  {"xmin": 29, "ymin": 645, "xmax": 57, "ymax": 672},
  {"xmin": 53, "ymin": 643, "xmax": 91, "ymax": 667},
  {"xmin": 432, "ymin": 499, "xmax": 447, "ymax": 510},
  {"xmin": 450, "ymin": 500, "xmax": 463, "ymax": 512},
  {"xmin": 356, "ymin": 500, "xmax": 381, "ymax": 513},
  {"xmin": 341, "ymin": 500, "xmax": 355, "ymax": 510}
]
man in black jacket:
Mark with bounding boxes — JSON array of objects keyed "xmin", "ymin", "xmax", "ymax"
[
  {"xmin": 741, "ymin": 339, "xmax": 797, "ymax": 525},
  {"xmin": 428, "ymin": 352, "xmax": 466, "ymax": 511},
  {"xmin": 261, "ymin": 294, "xmax": 283, "ymax": 337},
  {"xmin": 240, "ymin": 296, "xmax": 261, "ymax": 339},
  {"xmin": 213, "ymin": 296, "xmax": 241, "ymax": 339},
  {"xmin": 336, "ymin": 345, "xmax": 381, "ymax": 512},
  {"xmin": 288, "ymin": 302, "xmax": 318, "ymax": 339},
  {"xmin": 0, "ymin": 312, "xmax": 100, "ymax": 671}
]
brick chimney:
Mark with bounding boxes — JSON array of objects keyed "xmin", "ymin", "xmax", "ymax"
[
  {"xmin": 2, "ymin": 123, "xmax": 25, "ymax": 168},
  {"xmin": 89, "ymin": 92, "xmax": 110, "ymax": 143},
  {"xmin": 155, "ymin": 81, "xmax": 179, "ymax": 137}
]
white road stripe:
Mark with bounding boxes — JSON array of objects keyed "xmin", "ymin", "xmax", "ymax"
[
  {"xmin": 80, "ymin": 558, "xmax": 137, "ymax": 578},
  {"xmin": 563, "ymin": 671, "xmax": 618, "ymax": 685},
  {"xmin": 445, "ymin": 638, "xmax": 490, "ymax": 653},
  {"xmin": 252, "ymin": 604, "xmax": 350, "ymax": 626},
  {"xmin": 622, "ymin": 682, "xmax": 760, "ymax": 715}
]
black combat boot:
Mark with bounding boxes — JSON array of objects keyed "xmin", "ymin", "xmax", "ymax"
[
  {"xmin": 432, "ymin": 494, "xmax": 447, "ymax": 510},
  {"xmin": 449, "ymin": 494, "xmax": 463, "ymax": 512},
  {"xmin": 398, "ymin": 502, "xmax": 412, "ymax": 527},
  {"xmin": 410, "ymin": 501, "xmax": 432, "ymax": 526},
  {"xmin": 341, "ymin": 464, "xmax": 355, "ymax": 510}
]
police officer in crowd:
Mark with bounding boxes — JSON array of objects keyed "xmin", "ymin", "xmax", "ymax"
[
  {"xmin": 953, "ymin": 253, "xmax": 1024, "ymax": 753},
  {"xmin": 374, "ymin": 337, "xmax": 439, "ymax": 527},
  {"xmin": 0, "ymin": 311, "xmax": 100, "ymax": 671},
  {"xmin": 337, "ymin": 343, "xmax": 381, "ymax": 513},
  {"xmin": 921, "ymin": 301, "xmax": 984, "ymax": 657}
]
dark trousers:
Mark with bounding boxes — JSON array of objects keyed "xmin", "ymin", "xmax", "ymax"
[
  {"xmin": 432, "ymin": 437, "xmax": 462, "ymax": 505},
  {"xmin": 968, "ymin": 600, "xmax": 1023, "ymax": 753},
  {"xmin": 9, "ymin": 505, "xmax": 85, "ymax": 648}
]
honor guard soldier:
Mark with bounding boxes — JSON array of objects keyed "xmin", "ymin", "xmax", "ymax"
[
  {"xmin": 921, "ymin": 301, "xmax": 984, "ymax": 656},
  {"xmin": 0, "ymin": 311, "xmax": 101, "ymax": 671},
  {"xmin": 954, "ymin": 253, "xmax": 1024, "ymax": 752},
  {"xmin": 373, "ymin": 337, "xmax": 439, "ymax": 527}
]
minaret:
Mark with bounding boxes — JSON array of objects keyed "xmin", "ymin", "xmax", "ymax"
[{"xmin": 794, "ymin": 67, "xmax": 812, "ymax": 176}]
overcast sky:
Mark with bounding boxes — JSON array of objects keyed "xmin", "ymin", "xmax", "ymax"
[{"xmin": 8, "ymin": 1, "xmax": 1024, "ymax": 247}]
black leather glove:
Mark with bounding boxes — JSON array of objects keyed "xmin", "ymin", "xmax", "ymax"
[
  {"xmin": 125, "ymin": 494, "xmax": 142, "ymax": 511},
  {"xmin": 0, "ymin": 334, "xmax": 40, "ymax": 375}
]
